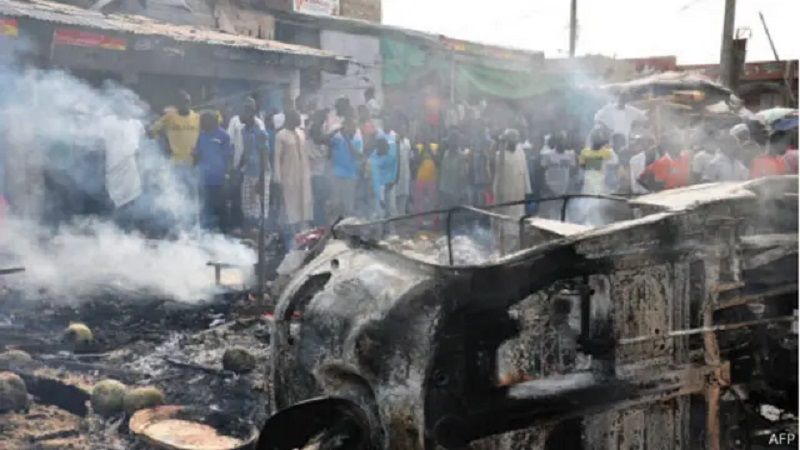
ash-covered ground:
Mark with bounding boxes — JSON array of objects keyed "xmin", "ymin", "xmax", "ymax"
[{"xmin": 0, "ymin": 289, "xmax": 272, "ymax": 449}]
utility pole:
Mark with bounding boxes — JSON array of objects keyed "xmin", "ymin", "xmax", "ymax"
[
  {"xmin": 719, "ymin": 0, "xmax": 736, "ymax": 88},
  {"xmin": 569, "ymin": 0, "xmax": 577, "ymax": 58},
  {"xmin": 759, "ymin": 11, "xmax": 795, "ymax": 103},
  {"xmin": 758, "ymin": 11, "xmax": 780, "ymax": 61}
]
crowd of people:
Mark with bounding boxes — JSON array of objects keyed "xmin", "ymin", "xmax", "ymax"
[{"xmin": 148, "ymin": 88, "xmax": 799, "ymax": 248}]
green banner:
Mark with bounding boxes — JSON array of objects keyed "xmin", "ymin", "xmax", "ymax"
[
  {"xmin": 381, "ymin": 37, "xmax": 565, "ymax": 99},
  {"xmin": 455, "ymin": 63, "xmax": 563, "ymax": 99}
]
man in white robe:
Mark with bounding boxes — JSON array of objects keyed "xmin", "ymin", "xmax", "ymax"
[{"xmin": 492, "ymin": 129, "xmax": 531, "ymax": 253}]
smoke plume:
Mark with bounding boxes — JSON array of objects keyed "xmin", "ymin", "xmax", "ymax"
[
  {"xmin": 0, "ymin": 218, "xmax": 255, "ymax": 303},
  {"xmin": 0, "ymin": 61, "xmax": 255, "ymax": 303}
]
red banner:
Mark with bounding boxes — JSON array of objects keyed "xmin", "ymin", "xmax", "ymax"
[
  {"xmin": 0, "ymin": 17, "xmax": 18, "ymax": 37},
  {"xmin": 53, "ymin": 28, "xmax": 126, "ymax": 51}
]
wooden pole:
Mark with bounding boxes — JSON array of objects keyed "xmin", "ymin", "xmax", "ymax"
[
  {"xmin": 719, "ymin": 0, "xmax": 736, "ymax": 88},
  {"xmin": 569, "ymin": 0, "xmax": 577, "ymax": 58}
]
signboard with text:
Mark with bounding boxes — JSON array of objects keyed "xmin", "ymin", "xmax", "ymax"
[
  {"xmin": 53, "ymin": 28, "xmax": 127, "ymax": 51},
  {"xmin": 0, "ymin": 17, "xmax": 18, "ymax": 37},
  {"xmin": 293, "ymin": 0, "xmax": 339, "ymax": 16}
]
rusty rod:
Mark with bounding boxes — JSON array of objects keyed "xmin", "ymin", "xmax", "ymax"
[
  {"xmin": 715, "ymin": 283, "xmax": 797, "ymax": 310},
  {"xmin": 619, "ymin": 315, "xmax": 795, "ymax": 345}
]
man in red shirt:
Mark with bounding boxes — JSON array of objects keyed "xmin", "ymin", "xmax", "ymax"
[
  {"xmin": 751, "ymin": 131, "xmax": 791, "ymax": 179},
  {"xmin": 784, "ymin": 149, "xmax": 798, "ymax": 174},
  {"xmin": 638, "ymin": 133, "xmax": 690, "ymax": 191}
]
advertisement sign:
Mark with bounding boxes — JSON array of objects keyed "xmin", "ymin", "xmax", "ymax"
[
  {"xmin": 53, "ymin": 28, "xmax": 127, "ymax": 51},
  {"xmin": 0, "ymin": 17, "xmax": 18, "ymax": 37},
  {"xmin": 293, "ymin": 0, "xmax": 339, "ymax": 16}
]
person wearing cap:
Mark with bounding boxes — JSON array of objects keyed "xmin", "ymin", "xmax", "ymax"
[
  {"xmin": 730, "ymin": 123, "xmax": 762, "ymax": 166},
  {"xmin": 274, "ymin": 110, "xmax": 313, "ymax": 248},
  {"xmin": 491, "ymin": 128, "xmax": 532, "ymax": 252},
  {"xmin": 493, "ymin": 128, "xmax": 531, "ymax": 219}
]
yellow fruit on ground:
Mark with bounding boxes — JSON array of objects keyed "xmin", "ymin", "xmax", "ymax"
[
  {"xmin": 123, "ymin": 386, "xmax": 165, "ymax": 414},
  {"xmin": 64, "ymin": 323, "xmax": 94, "ymax": 344},
  {"xmin": 222, "ymin": 348, "xmax": 256, "ymax": 374},
  {"xmin": 0, "ymin": 350, "xmax": 33, "ymax": 370},
  {"xmin": 0, "ymin": 371, "xmax": 29, "ymax": 412},
  {"xmin": 91, "ymin": 379, "xmax": 128, "ymax": 417}
]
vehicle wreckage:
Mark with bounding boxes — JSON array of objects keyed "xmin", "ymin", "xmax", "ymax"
[{"xmin": 258, "ymin": 176, "xmax": 798, "ymax": 450}]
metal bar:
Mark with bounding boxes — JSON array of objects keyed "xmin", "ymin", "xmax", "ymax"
[
  {"xmin": 256, "ymin": 134, "xmax": 267, "ymax": 303},
  {"xmin": 0, "ymin": 267, "xmax": 25, "ymax": 275},
  {"xmin": 715, "ymin": 284, "xmax": 797, "ymax": 310},
  {"xmin": 332, "ymin": 194, "xmax": 629, "ymax": 235},
  {"xmin": 619, "ymin": 315, "xmax": 795, "ymax": 345},
  {"xmin": 446, "ymin": 208, "xmax": 455, "ymax": 266}
]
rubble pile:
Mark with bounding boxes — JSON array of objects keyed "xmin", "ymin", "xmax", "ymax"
[{"xmin": 0, "ymin": 290, "xmax": 271, "ymax": 449}]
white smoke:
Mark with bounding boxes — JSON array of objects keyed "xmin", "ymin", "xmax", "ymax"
[
  {"xmin": 0, "ymin": 61, "xmax": 255, "ymax": 303},
  {"xmin": 0, "ymin": 218, "xmax": 255, "ymax": 303}
]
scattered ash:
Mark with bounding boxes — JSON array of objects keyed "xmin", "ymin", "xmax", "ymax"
[{"xmin": 0, "ymin": 290, "xmax": 271, "ymax": 449}]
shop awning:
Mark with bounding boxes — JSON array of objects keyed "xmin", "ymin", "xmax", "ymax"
[{"xmin": 0, "ymin": 0, "xmax": 350, "ymax": 75}]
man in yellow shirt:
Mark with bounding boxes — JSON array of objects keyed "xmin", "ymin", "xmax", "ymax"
[
  {"xmin": 579, "ymin": 128, "xmax": 615, "ymax": 195},
  {"xmin": 149, "ymin": 91, "xmax": 200, "ymax": 165},
  {"xmin": 413, "ymin": 141, "xmax": 439, "ymax": 227}
]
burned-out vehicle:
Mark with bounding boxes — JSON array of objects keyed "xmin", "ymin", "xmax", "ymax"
[{"xmin": 259, "ymin": 176, "xmax": 798, "ymax": 450}]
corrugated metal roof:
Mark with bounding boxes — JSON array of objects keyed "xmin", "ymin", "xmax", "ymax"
[{"xmin": 0, "ymin": 0, "xmax": 347, "ymax": 61}]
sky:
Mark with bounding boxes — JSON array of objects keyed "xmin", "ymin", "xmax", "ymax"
[{"xmin": 382, "ymin": 0, "xmax": 799, "ymax": 65}]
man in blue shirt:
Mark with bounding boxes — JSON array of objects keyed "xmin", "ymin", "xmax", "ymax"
[
  {"xmin": 237, "ymin": 114, "xmax": 270, "ymax": 234},
  {"xmin": 369, "ymin": 134, "xmax": 398, "ymax": 218},
  {"xmin": 329, "ymin": 117, "xmax": 363, "ymax": 219},
  {"xmin": 194, "ymin": 111, "xmax": 232, "ymax": 230}
]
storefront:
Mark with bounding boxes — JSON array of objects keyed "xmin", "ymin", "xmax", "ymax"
[{"xmin": 0, "ymin": 0, "xmax": 349, "ymax": 116}]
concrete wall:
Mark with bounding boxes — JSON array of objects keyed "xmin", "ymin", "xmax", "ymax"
[{"xmin": 318, "ymin": 29, "xmax": 381, "ymax": 109}]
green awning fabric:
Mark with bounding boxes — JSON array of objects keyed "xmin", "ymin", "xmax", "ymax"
[
  {"xmin": 381, "ymin": 37, "xmax": 564, "ymax": 99},
  {"xmin": 381, "ymin": 37, "xmax": 431, "ymax": 85},
  {"xmin": 455, "ymin": 63, "xmax": 563, "ymax": 99}
]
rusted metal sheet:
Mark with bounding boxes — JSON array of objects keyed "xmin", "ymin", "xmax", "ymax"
[{"xmin": 0, "ymin": 0, "xmax": 350, "ymax": 73}]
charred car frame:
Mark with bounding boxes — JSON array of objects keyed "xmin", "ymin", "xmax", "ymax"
[{"xmin": 259, "ymin": 176, "xmax": 798, "ymax": 450}]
